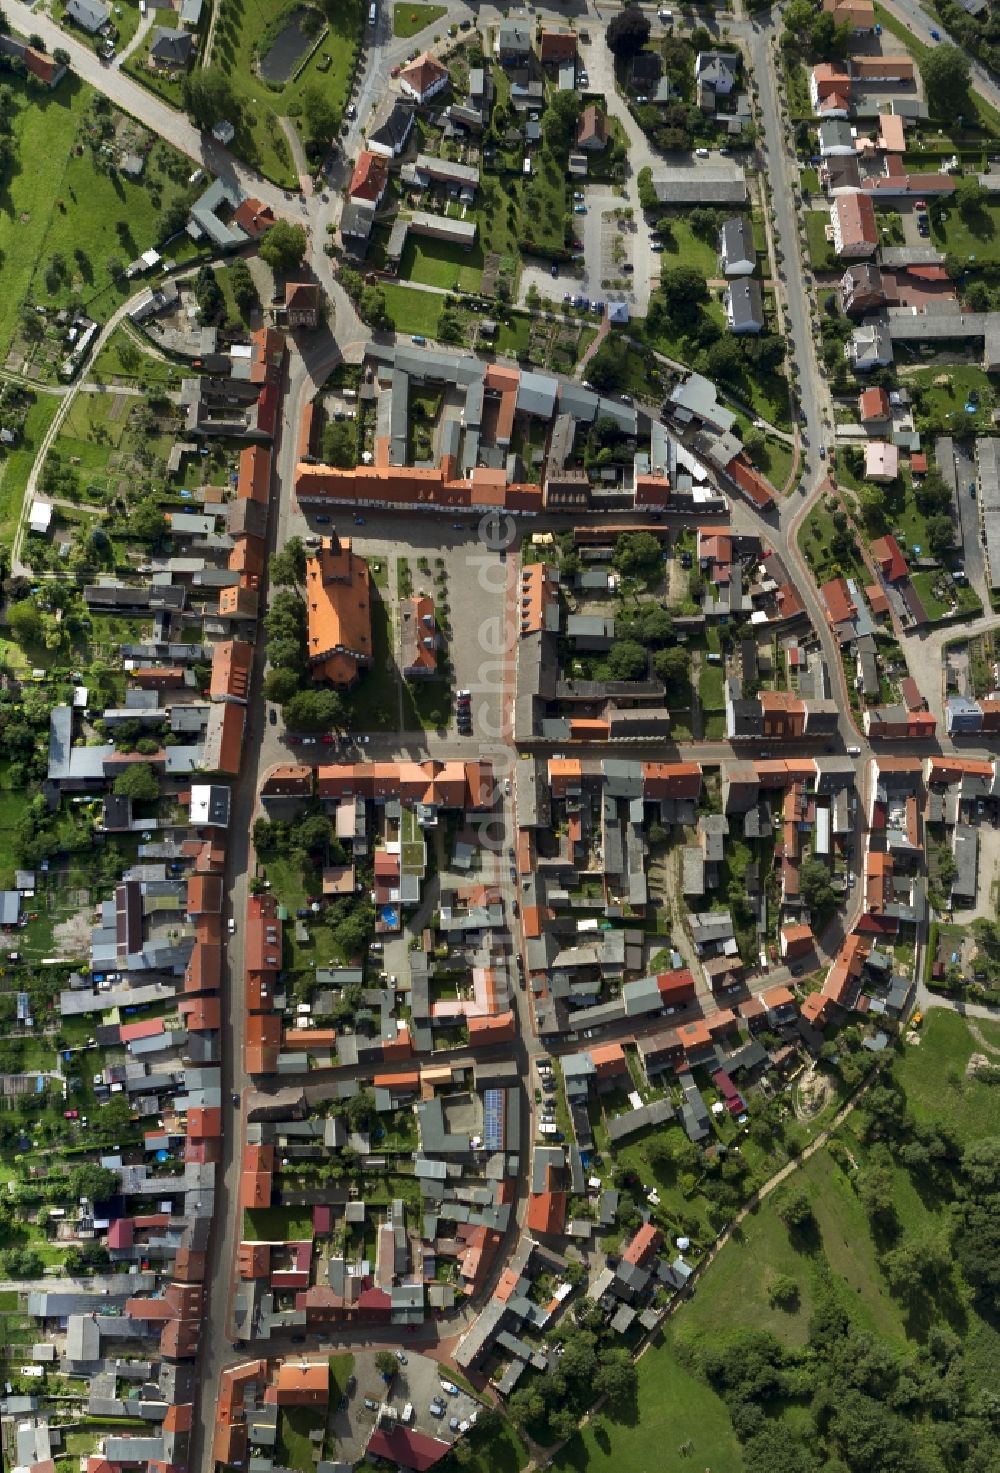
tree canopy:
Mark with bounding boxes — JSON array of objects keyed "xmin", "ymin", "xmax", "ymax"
[
  {"xmin": 260, "ymin": 219, "xmax": 308, "ymax": 275},
  {"xmin": 921, "ymin": 43, "xmax": 971, "ymax": 121},
  {"xmin": 606, "ymin": 5, "xmax": 651, "ymax": 58}
]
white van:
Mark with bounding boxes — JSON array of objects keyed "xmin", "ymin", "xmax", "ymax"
[{"xmin": 368, "ymin": 2, "xmax": 376, "ymax": 24}]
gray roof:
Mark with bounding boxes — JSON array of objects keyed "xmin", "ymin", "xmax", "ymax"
[
  {"xmin": 66, "ymin": 0, "xmax": 110, "ymax": 29},
  {"xmin": 727, "ymin": 277, "xmax": 764, "ymax": 331},
  {"xmin": 976, "ymin": 437, "xmax": 1000, "ymax": 590},
  {"xmin": 720, "ymin": 217, "xmax": 754, "ymax": 272},
  {"xmin": 652, "ymin": 166, "xmax": 748, "ymax": 205},
  {"xmin": 149, "ymin": 26, "xmax": 194, "ymax": 65},
  {"xmin": 188, "ymin": 177, "xmax": 247, "ymax": 251},
  {"xmin": 517, "ymin": 370, "xmax": 558, "ymax": 418}
]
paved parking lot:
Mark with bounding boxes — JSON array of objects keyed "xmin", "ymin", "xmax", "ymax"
[{"xmin": 328, "ymin": 1349, "xmax": 479, "ymax": 1464}]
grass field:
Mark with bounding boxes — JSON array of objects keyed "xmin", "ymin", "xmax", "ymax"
[
  {"xmin": 654, "ymin": 213, "xmax": 722, "ymax": 280},
  {"xmin": 399, "ymin": 232, "xmax": 484, "ymax": 292},
  {"xmin": 379, "ymin": 282, "xmax": 447, "ymax": 338},
  {"xmin": 393, "ymin": 2, "xmax": 446, "ymax": 36},
  {"xmin": 804, "ymin": 210, "xmax": 835, "ymax": 271},
  {"xmin": 207, "ymin": 0, "xmax": 365, "ymax": 186},
  {"xmin": 243, "ymin": 1206, "xmax": 315, "ymax": 1240},
  {"xmin": 0, "ymin": 77, "xmax": 192, "ymax": 370},
  {"xmin": 754, "ymin": 433, "xmax": 794, "ymax": 490},
  {"xmin": 550, "ymin": 1325, "xmax": 744, "ymax": 1473},
  {"xmin": 894, "ymin": 1008, "xmax": 998, "ymax": 1139},
  {"xmin": 278, "ymin": 1407, "xmax": 326, "ymax": 1473},
  {"xmin": 931, "ymin": 200, "xmax": 1000, "ymax": 263},
  {"xmin": 698, "ymin": 658, "xmax": 726, "ymax": 711}
]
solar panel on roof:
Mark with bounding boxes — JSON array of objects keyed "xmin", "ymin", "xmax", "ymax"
[{"xmin": 483, "ymin": 1088, "xmax": 505, "ymax": 1152}]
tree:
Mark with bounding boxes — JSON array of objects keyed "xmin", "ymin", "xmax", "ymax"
[
  {"xmin": 653, "ymin": 644, "xmax": 691, "ymax": 693},
  {"xmin": 956, "ymin": 175, "xmax": 989, "ymax": 223},
  {"xmin": 602, "ymin": 640, "xmax": 649, "ymax": 681},
  {"xmin": 6, "ymin": 598, "xmax": 42, "ymax": 645},
  {"xmin": 269, "ymin": 536, "xmax": 306, "ymax": 588},
  {"xmin": 800, "ymin": 857, "xmax": 836, "ymax": 914},
  {"xmin": 594, "ymin": 1348, "xmax": 637, "ymax": 1406},
  {"xmin": 374, "ymin": 1350, "xmax": 397, "ymax": 1378},
  {"xmin": 284, "ymin": 688, "xmax": 343, "ymax": 732},
  {"xmin": 706, "ymin": 335, "xmax": 744, "ymax": 382},
  {"xmin": 779, "ymin": 1187, "xmax": 814, "ymax": 1230},
  {"xmin": 131, "ymin": 498, "xmax": 168, "ymax": 544},
  {"xmin": 71, "ymin": 1163, "xmax": 120, "ymax": 1201},
  {"xmin": 300, "ymin": 84, "xmax": 338, "ymax": 147},
  {"xmin": 334, "ymin": 902, "xmax": 374, "ymax": 959},
  {"xmin": 263, "ymin": 667, "xmax": 301, "ymax": 704},
  {"xmin": 613, "ymin": 530, "xmax": 662, "ymax": 576},
  {"xmin": 659, "ymin": 265, "xmax": 708, "ymax": 322},
  {"xmin": 159, "ymin": 199, "xmax": 189, "ymax": 241},
  {"xmin": 507, "ymin": 1386, "xmax": 544, "ymax": 1428},
  {"xmin": 921, "ymin": 44, "xmax": 971, "ymax": 122},
  {"xmin": 606, "ymin": 5, "xmax": 651, "ymax": 59},
  {"xmin": 544, "ymin": 88, "xmax": 582, "ymax": 150},
  {"xmin": 229, "ymin": 258, "xmax": 260, "ymax": 314},
  {"xmin": 322, "ymin": 418, "xmax": 356, "ymax": 468},
  {"xmin": 183, "ymin": 68, "xmax": 239, "ymax": 130},
  {"xmin": 260, "ymin": 219, "xmax": 308, "ymax": 276},
  {"xmin": 927, "ymin": 513, "xmax": 956, "ymax": 559},
  {"xmin": 768, "ymin": 1273, "xmax": 800, "ymax": 1308},
  {"xmin": 112, "ymin": 763, "xmax": 159, "ymax": 802},
  {"xmin": 52, "ymin": 45, "xmax": 70, "ymax": 65}
]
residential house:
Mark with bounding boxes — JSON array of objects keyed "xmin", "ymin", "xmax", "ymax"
[
  {"xmin": 349, "ymin": 149, "xmax": 389, "ymax": 204},
  {"xmin": 832, "ymin": 191, "xmax": 877, "ymax": 257},
  {"xmin": 840, "ymin": 262, "xmax": 885, "ymax": 316},
  {"xmin": 695, "ymin": 50, "xmax": 739, "ymax": 111},
  {"xmin": 539, "ymin": 27, "xmax": 577, "ymax": 65},
  {"xmin": 819, "ymin": 118, "xmax": 856, "ymax": 156},
  {"xmin": 398, "ymin": 51, "xmax": 449, "ymax": 104},
  {"xmin": 824, "ymin": 0, "xmax": 875, "ymax": 27},
  {"xmin": 368, "ymin": 100, "xmax": 415, "ymax": 158},
  {"xmin": 865, "ymin": 441, "xmax": 899, "ymax": 482},
  {"xmin": 65, "ymin": 0, "xmax": 110, "ymax": 32},
  {"xmin": 810, "ymin": 62, "xmax": 852, "ymax": 117},
  {"xmin": 285, "ymin": 283, "xmax": 321, "ymax": 329},
  {"xmin": 720, "ymin": 218, "xmax": 755, "ymax": 276},
  {"xmin": 858, "ymin": 386, "xmax": 890, "ymax": 427},
  {"xmin": 497, "ymin": 21, "xmax": 532, "ymax": 63},
  {"xmin": 725, "ymin": 277, "xmax": 764, "ymax": 335},
  {"xmin": 0, "ymin": 33, "xmax": 67, "ymax": 85},
  {"xmin": 576, "ymin": 105, "xmax": 607, "ymax": 151},
  {"xmin": 848, "ymin": 320, "xmax": 893, "ymax": 370},
  {"xmin": 149, "ymin": 26, "xmax": 195, "ymax": 70}
]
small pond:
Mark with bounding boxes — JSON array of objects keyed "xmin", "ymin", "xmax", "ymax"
[{"xmin": 259, "ymin": 5, "xmax": 321, "ymax": 84}]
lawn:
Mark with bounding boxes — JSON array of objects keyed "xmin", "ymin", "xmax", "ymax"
[
  {"xmin": 798, "ymin": 496, "xmax": 865, "ymax": 585},
  {"xmin": 438, "ymin": 1415, "xmax": 528, "ymax": 1473},
  {"xmin": 910, "ymin": 568, "xmax": 956, "ymax": 622},
  {"xmin": 200, "ymin": 0, "xmax": 365, "ymax": 186},
  {"xmin": 931, "ymin": 199, "xmax": 1000, "ymax": 263},
  {"xmin": 91, "ymin": 328, "xmax": 183, "ymax": 390},
  {"xmin": 0, "ymin": 393, "xmax": 61, "ymax": 545},
  {"xmin": 654, "ymin": 213, "xmax": 722, "ymax": 280},
  {"xmin": 399, "ymin": 232, "xmax": 484, "ymax": 292},
  {"xmin": 893, "ymin": 1008, "xmax": 998, "ymax": 1141},
  {"xmin": 380, "ymin": 282, "xmax": 447, "ymax": 338},
  {"xmin": 804, "ymin": 209, "xmax": 835, "ymax": 271},
  {"xmin": 243, "ymin": 1207, "xmax": 315, "ymax": 1240},
  {"xmin": 549, "ymin": 1325, "xmax": 743, "ymax": 1473},
  {"xmin": 754, "ymin": 433, "xmax": 795, "ymax": 491},
  {"xmin": 698, "ymin": 658, "xmax": 726, "ymax": 710},
  {"xmin": 393, "ymin": 2, "xmax": 446, "ymax": 37},
  {"xmin": 343, "ymin": 585, "xmax": 403, "ymax": 732},
  {"xmin": 0, "ymin": 77, "xmax": 193, "ymax": 372},
  {"xmin": 278, "ymin": 1407, "xmax": 326, "ymax": 1473},
  {"xmin": 907, "ymin": 363, "xmax": 998, "ymax": 434}
]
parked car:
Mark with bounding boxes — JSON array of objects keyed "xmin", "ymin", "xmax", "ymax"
[
  {"xmin": 440, "ymin": 1381, "xmax": 460, "ymax": 1397},
  {"xmin": 364, "ymin": 1399, "xmax": 379, "ymax": 1411}
]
